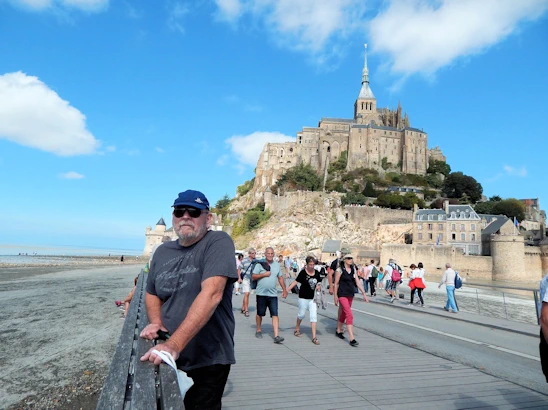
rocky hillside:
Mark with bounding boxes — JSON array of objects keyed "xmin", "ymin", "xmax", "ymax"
[{"xmin": 231, "ymin": 192, "xmax": 410, "ymax": 257}]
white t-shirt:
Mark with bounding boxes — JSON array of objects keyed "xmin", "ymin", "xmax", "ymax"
[
  {"xmin": 384, "ymin": 264, "xmax": 393, "ymax": 282},
  {"xmin": 440, "ymin": 268, "xmax": 456, "ymax": 287}
]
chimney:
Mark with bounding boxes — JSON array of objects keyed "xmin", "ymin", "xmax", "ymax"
[{"xmin": 443, "ymin": 200, "xmax": 449, "ymax": 213}]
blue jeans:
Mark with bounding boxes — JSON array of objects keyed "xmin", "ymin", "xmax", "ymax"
[
  {"xmin": 363, "ymin": 279, "xmax": 369, "ymax": 293},
  {"xmin": 445, "ymin": 285, "xmax": 458, "ymax": 312}
]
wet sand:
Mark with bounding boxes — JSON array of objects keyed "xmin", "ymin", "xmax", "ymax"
[{"xmin": 0, "ymin": 264, "xmax": 143, "ymax": 409}]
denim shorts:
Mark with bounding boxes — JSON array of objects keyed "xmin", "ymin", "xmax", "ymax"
[{"xmin": 256, "ymin": 295, "xmax": 279, "ymax": 317}]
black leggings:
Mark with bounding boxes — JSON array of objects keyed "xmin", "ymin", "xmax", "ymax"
[
  {"xmin": 368, "ymin": 277, "xmax": 376, "ymax": 296},
  {"xmin": 410, "ymin": 288, "xmax": 424, "ymax": 304}
]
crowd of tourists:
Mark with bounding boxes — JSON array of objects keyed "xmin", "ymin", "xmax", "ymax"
[{"xmin": 233, "ymin": 247, "xmax": 463, "ymax": 349}]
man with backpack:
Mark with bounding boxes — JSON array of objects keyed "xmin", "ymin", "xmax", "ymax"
[
  {"xmin": 252, "ymin": 247, "xmax": 288, "ymax": 343},
  {"xmin": 385, "ymin": 258, "xmax": 403, "ymax": 303},
  {"xmin": 438, "ymin": 262, "xmax": 459, "ymax": 313},
  {"xmin": 367, "ymin": 260, "xmax": 379, "ymax": 297},
  {"xmin": 238, "ymin": 248, "xmax": 257, "ymax": 317}
]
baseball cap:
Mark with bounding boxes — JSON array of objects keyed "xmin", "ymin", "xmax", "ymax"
[{"xmin": 172, "ymin": 190, "xmax": 210, "ymax": 210}]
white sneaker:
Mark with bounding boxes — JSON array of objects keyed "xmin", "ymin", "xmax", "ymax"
[{"xmin": 390, "ymin": 297, "xmax": 395, "ymax": 303}]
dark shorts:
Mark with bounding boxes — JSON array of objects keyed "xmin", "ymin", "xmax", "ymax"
[
  {"xmin": 184, "ymin": 364, "xmax": 231, "ymax": 410},
  {"xmin": 389, "ymin": 280, "xmax": 398, "ymax": 290},
  {"xmin": 256, "ymin": 295, "xmax": 279, "ymax": 317}
]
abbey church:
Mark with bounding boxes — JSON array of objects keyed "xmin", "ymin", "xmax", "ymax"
[{"xmin": 254, "ymin": 45, "xmax": 446, "ymax": 189}]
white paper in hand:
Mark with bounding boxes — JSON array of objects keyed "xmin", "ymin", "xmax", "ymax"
[{"xmin": 152, "ymin": 349, "xmax": 194, "ymax": 398}]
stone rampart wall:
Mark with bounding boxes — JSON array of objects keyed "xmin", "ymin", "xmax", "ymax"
[
  {"xmin": 344, "ymin": 206, "xmax": 412, "ymax": 230},
  {"xmin": 268, "ymin": 191, "xmax": 343, "ymax": 213},
  {"xmin": 381, "ymin": 243, "xmax": 542, "ymax": 283},
  {"xmin": 381, "ymin": 244, "xmax": 493, "ymax": 281},
  {"xmin": 525, "ymin": 247, "xmax": 544, "ymax": 281}
]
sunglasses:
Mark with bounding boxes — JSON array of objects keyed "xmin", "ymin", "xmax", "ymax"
[{"xmin": 173, "ymin": 207, "xmax": 204, "ymax": 218}]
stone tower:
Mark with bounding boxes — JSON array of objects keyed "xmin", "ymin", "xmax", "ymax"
[
  {"xmin": 491, "ymin": 234, "xmax": 525, "ymax": 281},
  {"xmin": 354, "ymin": 44, "xmax": 377, "ymax": 124}
]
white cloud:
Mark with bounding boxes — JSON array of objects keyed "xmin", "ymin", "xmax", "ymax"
[
  {"xmin": 0, "ymin": 72, "xmax": 99, "ymax": 156},
  {"xmin": 214, "ymin": 0, "xmax": 243, "ymax": 22},
  {"xmin": 10, "ymin": 0, "xmax": 108, "ymax": 12},
  {"xmin": 214, "ymin": 0, "xmax": 548, "ymax": 73},
  {"xmin": 369, "ymin": 0, "xmax": 548, "ymax": 76},
  {"xmin": 167, "ymin": 2, "xmax": 189, "ymax": 33},
  {"xmin": 105, "ymin": 145, "xmax": 116, "ymax": 152},
  {"xmin": 503, "ymin": 165, "xmax": 527, "ymax": 177},
  {"xmin": 59, "ymin": 171, "xmax": 84, "ymax": 179},
  {"xmin": 214, "ymin": 0, "xmax": 367, "ymax": 63},
  {"xmin": 155, "ymin": 147, "xmax": 165, "ymax": 153},
  {"xmin": 225, "ymin": 131, "xmax": 294, "ymax": 168}
]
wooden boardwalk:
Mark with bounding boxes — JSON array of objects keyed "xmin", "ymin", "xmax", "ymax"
[{"xmin": 223, "ymin": 297, "xmax": 548, "ymax": 410}]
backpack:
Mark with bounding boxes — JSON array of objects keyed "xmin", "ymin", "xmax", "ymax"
[
  {"xmin": 390, "ymin": 263, "xmax": 402, "ymax": 282},
  {"xmin": 454, "ymin": 271, "xmax": 463, "ymax": 289},
  {"xmin": 371, "ymin": 266, "xmax": 379, "ymax": 279},
  {"xmin": 249, "ymin": 260, "xmax": 271, "ymax": 290}
]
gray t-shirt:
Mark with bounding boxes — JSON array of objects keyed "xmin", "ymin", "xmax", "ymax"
[
  {"xmin": 253, "ymin": 261, "xmax": 282, "ymax": 297},
  {"xmin": 146, "ymin": 231, "xmax": 237, "ymax": 371}
]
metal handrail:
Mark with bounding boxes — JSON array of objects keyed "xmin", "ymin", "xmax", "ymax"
[{"xmin": 465, "ymin": 282, "xmax": 540, "ymax": 325}]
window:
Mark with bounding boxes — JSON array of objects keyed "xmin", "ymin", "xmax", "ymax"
[
  {"xmin": 428, "ymin": 233, "xmax": 433, "ymax": 240},
  {"xmin": 438, "ymin": 234, "xmax": 443, "ymax": 242},
  {"xmin": 451, "ymin": 224, "xmax": 456, "ymax": 231},
  {"xmin": 451, "ymin": 233, "xmax": 456, "ymax": 240},
  {"xmin": 461, "ymin": 233, "xmax": 466, "ymax": 241},
  {"xmin": 471, "ymin": 223, "xmax": 476, "ymax": 231},
  {"xmin": 451, "ymin": 212, "xmax": 456, "ymax": 218},
  {"xmin": 418, "ymin": 224, "xmax": 423, "ymax": 230},
  {"xmin": 418, "ymin": 233, "xmax": 423, "ymax": 240},
  {"xmin": 438, "ymin": 224, "xmax": 443, "ymax": 230},
  {"xmin": 460, "ymin": 224, "xmax": 465, "ymax": 231},
  {"xmin": 471, "ymin": 233, "xmax": 476, "ymax": 241},
  {"xmin": 428, "ymin": 224, "xmax": 433, "ymax": 230},
  {"xmin": 428, "ymin": 215, "xmax": 433, "ymax": 220}
]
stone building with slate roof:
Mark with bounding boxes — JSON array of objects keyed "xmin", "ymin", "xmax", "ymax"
[{"xmin": 254, "ymin": 45, "xmax": 445, "ymax": 190}]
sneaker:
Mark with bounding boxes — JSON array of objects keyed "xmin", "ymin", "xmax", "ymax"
[
  {"xmin": 444, "ymin": 307, "xmax": 449, "ymax": 312},
  {"xmin": 422, "ymin": 304, "xmax": 426, "ymax": 308},
  {"xmin": 274, "ymin": 336, "xmax": 284, "ymax": 344},
  {"xmin": 349, "ymin": 339, "xmax": 359, "ymax": 347},
  {"xmin": 451, "ymin": 310, "xmax": 458, "ymax": 314},
  {"xmin": 255, "ymin": 331, "xmax": 263, "ymax": 339},
  {"xmin": 390, "ymin": 297, "xmax": 395, "ymax": 303},
  {"xmin": 335, "ymin": 331, "xmax": 345, "ymax": 339},
  {"xmin": 407, "ymin": 303, "xmax": 413, "ymax": 306}
]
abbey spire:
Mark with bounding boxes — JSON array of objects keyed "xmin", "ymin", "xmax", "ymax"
[
  {"xmin": 354, "ymin": 44, "xmax": 376, "ymax": 122},
  {"xmin": 358, "ymin": 43, "xmax": 375, "ymax": 99}
]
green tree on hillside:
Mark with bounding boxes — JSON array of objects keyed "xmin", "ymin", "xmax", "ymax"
[
  {"xmin": 474, "ymin": 198, "xmax": 525, "ymax": 221},
  {"xmin": 427, "ymin": 159, "xmax": 451, "ymax": 176},
  {"xmin": 442, "ymin": 172, "xmax": 483, "ymax": 203},
  {"xmin": 342, "ymin": 192, "xmax": 367, "ymax": 205},
  {"xmin": 328, "ymin": 151, "xmax": 348, "ymax": 174},
  {"xmin": 236, "ymin": 178, "xmax": 255, "ymax": 197},
  {"xmin": 362, "ymin": 181, "xmax": 377, "ymax": 197},
  {"xmin": 275, "ymin": 163, "xmax": 321, "ymax": 192}
]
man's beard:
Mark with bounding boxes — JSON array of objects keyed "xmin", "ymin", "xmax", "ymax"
[{"xmin": 176, "ymin": 222, "xmax": 208, "ymax": 246}]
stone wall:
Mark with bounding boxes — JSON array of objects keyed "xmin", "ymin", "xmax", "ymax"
[
  {"xmin": 268, "ymin": 191, "xmax": 343, "ymax": 213},
  {"xmin": 381, "ymin": 243, "xmax": 543, "ymax": 283},
  {"xmin": 381, "ymin": 244, "xmax": 493, "ymax": 281},
  {"xmin": 525, "ymin": 247, "xmax": 544, "ymax": 281},
  {"xmin": 344, "ymin": 206, "xmax": 413, "ymax": 230}
]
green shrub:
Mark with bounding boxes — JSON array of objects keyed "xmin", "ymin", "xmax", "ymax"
[
  {"xmin": 237, "ymin": 178, "xmax": 255, "ymax": 197},
  {"xmin": 342, "ymin": 192, "xmax": 367, "ymax": 205}
]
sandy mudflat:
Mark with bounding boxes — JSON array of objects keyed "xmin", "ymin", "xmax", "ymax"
[{"xmin": 0, "ymin": 264, "xmax": 144, "ymax": 409}]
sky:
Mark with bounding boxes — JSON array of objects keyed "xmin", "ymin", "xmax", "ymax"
[{"xmin": 0, "ymin": 0, "xmax": 547, "ymax": 253}]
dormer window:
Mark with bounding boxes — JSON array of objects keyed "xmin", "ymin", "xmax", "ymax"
[{"xmin": 451, "ymin": 212, "xmax": 456, "ymax": 218}]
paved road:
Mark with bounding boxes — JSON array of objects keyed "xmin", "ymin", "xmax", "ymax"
[{"xmin": 225, "ymin": 292, "xmax": 548, "ymax": 409}]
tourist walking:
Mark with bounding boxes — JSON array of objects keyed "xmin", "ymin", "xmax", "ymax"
[
  {"xmin": 285, "ymin": 256, "xmax": 322, "ymax": 345},
  {"xmin": 367, "ymin": 259, "xmax": 378, "ymax": 296},
  {"xmin": 327, "ymin": 251, "xmax": 342, "ymax": 295},
  {"xmin": 239, "ymin": 248, "xmax": 257, "ymax": 317},
  {"xmin": 252, "ymin": 247, "xmax": 288, "ymax": 343},
  {"xmin": 439, "ymin": 263, "xmax": 458, "ymax": 313},
  {"xmin": 377, "ymin": 267, "xmax": 385, "ymax": 290},
  {"xmin": 234, "ymin": 253, "xmax": 244, "ymax": 295},
  {"xmin": 385, "ymin": 259, "xmax": 403, "ymax": 303},
  {"xmin": 334, "ymin": 254, "xmax": 369, "ymax": 346},
  {"xmin": 140, "ymin": 189, "xmax": 237, "ymax": 409},
  {"xmin": 408, "ymin": 263, "xmax": 426, "ymax": 307}
]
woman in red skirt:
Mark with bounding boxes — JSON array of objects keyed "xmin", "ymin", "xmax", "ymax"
[{"xmin": 408, "ymin": 262, "xmax": 426, "ymax": 307}]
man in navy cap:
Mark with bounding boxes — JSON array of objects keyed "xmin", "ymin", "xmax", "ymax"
[{"xmin": 140, "ymin": 189, "xmax": 238, "ymax": 409}]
